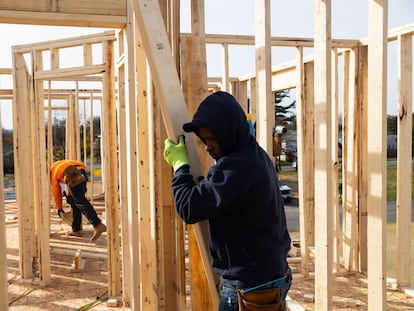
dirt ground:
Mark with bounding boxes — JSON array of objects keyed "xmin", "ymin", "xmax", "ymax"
[
  {"xmin": 6, "ymin": 200, "xmax": 124, "ymax": 311},
  {"xmin": 286, "ymin": 266, "xmax": 414, "ymax": 311},
  {"xmin": 4, "ymin": 199, "xmax": 414, "ymax": 310}
]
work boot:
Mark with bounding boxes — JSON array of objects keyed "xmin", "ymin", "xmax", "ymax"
[
  {"xmin": 90, "ymin": 223, "xmax": 107, "ymax": 241},
  {"xmin": 67, "ymin": 231, "xmax": 82, "ymax": 237}
]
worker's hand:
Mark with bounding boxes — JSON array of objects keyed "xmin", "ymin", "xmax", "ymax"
[
  {"xmin": 57, "ymin": 209, "xmax": 65, "ymax": 218},
  {"xmin": 164, "ymin": 135, "xmax": 189, "ymax": 172}
]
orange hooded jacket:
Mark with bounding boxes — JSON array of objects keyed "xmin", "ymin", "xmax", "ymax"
[{"xmin": 50, "ymin": 160, "xmax": 87, "ymax": 210}]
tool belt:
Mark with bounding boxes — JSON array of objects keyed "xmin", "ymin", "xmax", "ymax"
[
  {"xmin": 237, "ymin": 286, "xmax": 282, "ymax": 310},
  {"xmin": 64, "ymin": 165, "xmax": 86, "ymax": 187},
  {"xmin": 237, "ymin": 269, "xmax": 290, "ymax": 311}
]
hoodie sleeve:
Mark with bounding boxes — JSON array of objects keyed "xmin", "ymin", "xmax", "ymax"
[{"xmin": 172, "ymin": 159, "xmax": 244, "ymax": 224}]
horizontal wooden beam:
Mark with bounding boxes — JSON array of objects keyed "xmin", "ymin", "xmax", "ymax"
[
  {"xmin": 0, "ymin": 10, "xmax": 125, "ymax": 28},
  {"xmin": 0, "ymin": 0, "xmax": 126, "ymax": 15},
  {"xmin": 0, "ymin": 68, "xmax": 12, "ymax": 75},
  {"xmin": 46, "ymin": 89, "xmax": 102, "ymax": 94},
  {"xmin": 182, "ymin": 33, "xmax": 360, "ymax": 48},
  {"xmin": 34, "ymin": 64, "xmax": 106, "ymax": 80},
  {"xmin": 360, "ymin": 22, "xmax": 414, "ymax": 45},
  {"xmin": 387, "ymin": 22, "xmax": 414, "ymax": 40},
  {"xmin": 12, "ymin": 31, "xmax": 116, "ymax": 53},
  {"xmin": 183, "ymin": 22, "xmax": 414, "ymax": 49},
  {"xmin": 0, "ymin": 0, "xmax": 126, "ymax": 27}
]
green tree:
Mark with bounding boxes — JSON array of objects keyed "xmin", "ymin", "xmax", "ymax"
[
  {"xmin": 275, "ymin": 90, "xmax": 296, "ymax": 127},
  {"xmin": 387, "ymin": 115, "xmax": 397, "ymax": 135}
]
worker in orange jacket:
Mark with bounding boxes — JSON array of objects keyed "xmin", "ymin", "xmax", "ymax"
[{"xmin": 50, "ymin": 160, "xmax": 106, "ymax": 241}]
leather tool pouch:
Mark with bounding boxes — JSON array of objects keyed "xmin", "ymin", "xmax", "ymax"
[
  {"xmin": 237, "ymin": 286, "xmax": 283, "ymax": 311},
  {"xmin": 68, "ymin": 173, "xmax": 86, "ymax": 187},
  {"xmin": 64, "ymin": 165, "xmax": 86, "ymax": 187}
]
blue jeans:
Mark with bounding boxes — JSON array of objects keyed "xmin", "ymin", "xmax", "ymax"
[
  {"xmin": 218, "ymin": 268, "xmax": 292, "ymax": 311},
  {"xmin": 68, "ymin": 174, "xmax": 101, "ymax": 231}
]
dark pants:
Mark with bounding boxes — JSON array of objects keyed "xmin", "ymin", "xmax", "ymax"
[{"xmin": 68, "ymin": 170, "xmax": 101, "ymax": 231}]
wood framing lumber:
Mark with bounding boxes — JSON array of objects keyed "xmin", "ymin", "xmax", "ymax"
[
  {"xmin": 130, "ymin": 0, "xmax": 219, "ymax": 306},
  {"xmin": 101, "ymin": 39, "xmax": 122, "ymax": 298},
  {"xmin": 255, "ymin": 0, "xmax": 273, "ymax": 154},
  {"xmin": 313, "ymin": 0, "xmax": 333, "ymax": 310},
  {"xmin": 12, "ymin": 52, "xmax": 37, "ymax": 279},
  {"xmin": 0, "ymin": 0, "xmax": 125, "ymax": 16},
  {"xmin": 0, "ymin": 107, "xmax": 8, "ymax": 310},
  {"xmin": 11, "ymin": 31, "xmax": 116, "ymax": 53},
  {"xmin": 0, "ymin": 10, "xmax": 125, "ymax": 28},
  {"xmin": 387, "ymin": 22, "xmax": 414, "ymax": 41},
  {"xmin": 360, "ymin": 22, "xmax": 414, "ymax": 45},
  {"xmin": 115, "ymin": 25, "xmax": 135, "ymax": 308},
  {"xmin": 0, "ymin": 0, "xmax": 126, "ymax": 28},
  {"xmin": 34, "ymin": 65, "xmax": 107, "ymax": 80},
  {"xmin": 358, "ymin": 45, "xmax": 369, "ymax": 273},
  {"xmin": 181, "ymin": 32, "xmax": 218, "ymax": 309},
  {"xmin": 396, "ymin": 33, "xmax": 412, "ymax": 287},
  {"xmin": 183, "ymin": 33, "xmax": 360, "ymax": 48},
  {"xmin": 286, "ymin": 296, "xmax": 307, "ymax": 311},
  {"xmin": 136, "ymin": 21, "xmax": 159, "ymax": 309},
  {"xmin": 367, "ymin": 0, "xmax": 388, "ymax": 310},
  {"xmin": 0, "ymin": 68, "xmax": 12, "ymax": 74},
  {"xmin": 296, "ymin": 48, "xmax": 314, "ymax": 278},
  {"xmin": 221, "ymin": 43, "xmax": 230, "ymax": 92},
  {"xmin": 342, "ymin": 49, "xmax": 360, "ymax": 272},
  {"xmin": 331, "ymin": 47, "xmax": 341, "ymax": 273},
  {"xmin": 72, "ymin": 251, "xmax": 87, "ymax": 271},
  {"xmin": 50, "ymin": 247, "xmax": 107, "ymax": 260}
]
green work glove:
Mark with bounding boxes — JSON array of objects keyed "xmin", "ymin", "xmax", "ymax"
[{"xmin": 164, "ymin": 135, "xmax": 189, "ymax": 172}]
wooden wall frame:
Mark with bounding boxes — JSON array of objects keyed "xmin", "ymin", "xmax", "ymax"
[{"xmin": 1, "ymin": 0, "xmax": 413, "ymax": 310}]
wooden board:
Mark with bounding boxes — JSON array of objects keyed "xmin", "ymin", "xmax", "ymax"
[
  {"xmin": 0, "ymin": 0, "xmax": 126, "ymax": 27},
  {"xmin": 130, "ymin": 0, "xmax": 219, "ymax": 307}
]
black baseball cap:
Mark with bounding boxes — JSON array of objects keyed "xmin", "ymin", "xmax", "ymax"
[{"xmin": 183, "ymin": 119, "xmax": 204, "ymax": 133}]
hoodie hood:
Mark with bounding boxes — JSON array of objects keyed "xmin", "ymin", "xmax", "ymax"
[{"xmin": 183, "ymin": 91, "xmax": 251, "ymax": 156}]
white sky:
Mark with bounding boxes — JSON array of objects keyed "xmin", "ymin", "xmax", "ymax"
[{"xmin": 0, "ymin": 0, "xmax": 413, "ymax": 129}]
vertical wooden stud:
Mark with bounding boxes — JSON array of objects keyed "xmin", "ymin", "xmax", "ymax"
[
  {"xmin": 255, "ymin": 0, "xmax": 273, "ymax": 154},
  {"xmin": 12, "ymin": 52, "xmax": 37, "ymax": 279},
  {"xmin": 101, "ymin": 39, "xmax": 122, "ymax": 299},
  {"xmin": 367, "ymin": 0, "xmax": 388, "ymax": 309},
  {"xmin": 396, "ymin": 33, "xmax": 412, "ymax": 288},
  {"xmin": 33, "ymin": 50, "xmax": 51, "ymax": 284},
  {"xmin": 331, "ymin": 47, "xmax": 341, "ymax": 273},
  {"xmin": 313, "ymin": 0, "xmax": 333, "ymax": 310}
]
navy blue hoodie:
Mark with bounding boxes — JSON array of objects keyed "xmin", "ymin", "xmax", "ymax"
[{"xmin": 172, "ymin": 91, "xmax": 291, "ymax": 288}]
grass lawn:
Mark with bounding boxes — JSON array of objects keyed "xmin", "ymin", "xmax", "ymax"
[
  {"xmin": 387, "ymin": 165, "xmax": 414, "ymax": 200},
  {"xmin": 387, "ymin": 222, "xmax": 414, "ymax": 285},
  {"xmin": 278, "ymin": 162, "xmax": 414, "ymax": 201}
]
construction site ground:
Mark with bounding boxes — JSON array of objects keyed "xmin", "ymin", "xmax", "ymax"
[{"xmin": 4, "ymin": 198, "xmax": 414, "ymax": 310}]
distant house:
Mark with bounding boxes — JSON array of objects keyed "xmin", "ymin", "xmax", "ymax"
[{"xmin": 279, "ymin": 131, "xmax": 297, "ymax": 162}]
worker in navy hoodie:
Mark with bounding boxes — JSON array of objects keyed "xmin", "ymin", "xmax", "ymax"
[{"xmin": 164, "ymin": 91, "xmax": 292, "ymax": 311}]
